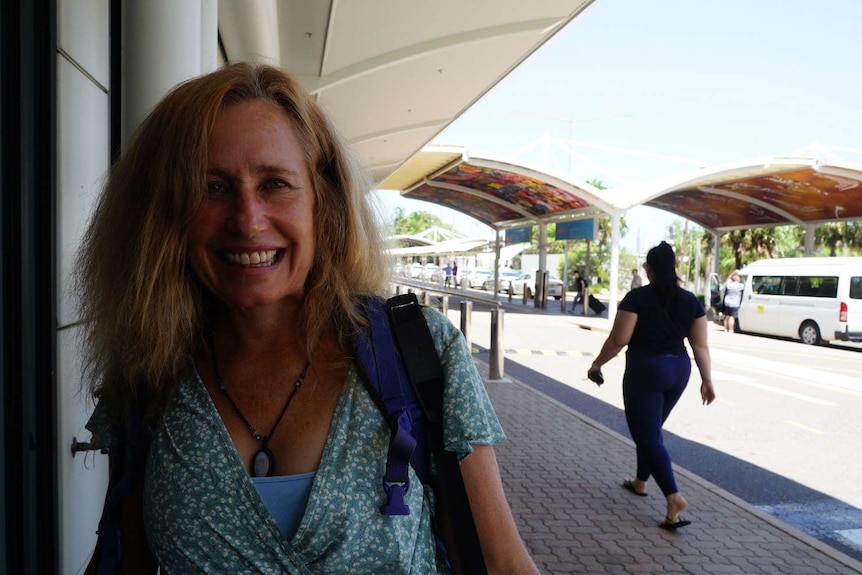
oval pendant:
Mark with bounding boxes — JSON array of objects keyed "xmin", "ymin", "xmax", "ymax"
[{"xmin": 252, "ymin": 448, "xmax": 274, "ymax": 477}]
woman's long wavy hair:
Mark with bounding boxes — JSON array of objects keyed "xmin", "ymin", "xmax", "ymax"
[
  {"xmin": 645, "ymin": 241, "xmax": 681, "ymax": 306},
  {"xmin": 76, "ymin": 63, "xmax": 389, "ymax": 420}
]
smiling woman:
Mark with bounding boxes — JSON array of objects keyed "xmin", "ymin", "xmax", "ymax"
[
  {"xmin": 76, "ymin": 63, "xmax": 538, "ymax": 574},
  {"xmin": 189, "ymin": 99, "xmax": 317, "ymax": 313}
]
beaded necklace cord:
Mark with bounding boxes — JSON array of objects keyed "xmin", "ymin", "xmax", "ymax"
[{"xmin": 209, "ymin": 337, "xmax": 310, "ymax": 477}]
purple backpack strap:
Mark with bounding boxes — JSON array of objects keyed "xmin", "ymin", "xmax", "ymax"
[
  {"xmin": 356, "ymin": 296, "xmax": 418, "ymax": 515},
  {"xmin": 94, "ymin": 400, "xmax": 149, "ymax": 574}
]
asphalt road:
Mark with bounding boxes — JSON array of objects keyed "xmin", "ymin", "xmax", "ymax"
[{"xmin": 446, "ymin": 301, "xmax": 862, "ymax": 564}]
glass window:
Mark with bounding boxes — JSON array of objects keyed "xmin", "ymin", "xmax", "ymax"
[
  {"xmin": 780, "ymin": 276, "xmax": 798, "ymax": 295},
  {"xmin": 815, "ymin": 277, "xmax": 838, "ymax": 298},
  {"xmin": 850, "ymin": 277, "xmax": 862, "ymax": 300},
  {"xmin": 752, "ymin": 276, "xmax": 781, "ymax": 295},
  {"xmin": 797, "ymin": 276, "xmax": 838, "ymax": 298},
  {"xmin": 797, "ymin": 277, "xmax": 817, "ymax": 296}
]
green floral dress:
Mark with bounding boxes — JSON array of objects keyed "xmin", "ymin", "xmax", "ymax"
[{"xmin": 89, "ymin": 308, "xmax": 505, "ymax": 574}]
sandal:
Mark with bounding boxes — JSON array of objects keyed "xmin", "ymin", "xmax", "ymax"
[
  {"xmin": 659, "ymin": 516, "xmax": 691, "ymax": 531},
  {"xmin": 622, "ymin": 479, "xmax": 647, "ymax": 497}
]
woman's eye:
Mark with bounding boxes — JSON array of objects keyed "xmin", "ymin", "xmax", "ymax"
[
  {"xmin": 266, "ymin": 179, "xmax": 290, "ymax": 189},
  {"xmin": 207, "ymin": 181, "xmax": 228, "ymax": 194}
]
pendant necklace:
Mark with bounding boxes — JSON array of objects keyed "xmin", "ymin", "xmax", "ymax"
[{"xmin": 209, "ymin": 338, "xmax": 310, "ymax": 478}]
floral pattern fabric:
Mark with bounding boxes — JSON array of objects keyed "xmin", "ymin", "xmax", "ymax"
[{"xmin": 88, "ymin": 307, "xmax": 505, "ymax": 574}]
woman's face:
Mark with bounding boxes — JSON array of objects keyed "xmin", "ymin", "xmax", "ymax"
[{"xmin": 188, "ymin": 99, "xmax": 316, "ymax": 314}]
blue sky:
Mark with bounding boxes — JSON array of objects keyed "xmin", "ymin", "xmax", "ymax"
[{"xmin": 374, "ymin": 0, "xmax": 862, "ymax": 254}]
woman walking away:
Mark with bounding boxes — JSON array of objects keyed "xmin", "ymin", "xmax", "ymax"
[{"xmin": 587, "ymin": 241, "xmax": 715, "ymax": 530}]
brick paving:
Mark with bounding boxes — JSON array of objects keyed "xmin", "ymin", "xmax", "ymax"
[{"xmin": 476, "ymin": 359, "xmax": 862, "ymax": 574}]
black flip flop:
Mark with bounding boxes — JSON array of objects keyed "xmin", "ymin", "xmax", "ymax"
[
  {"xmin": 659, "ymin": 516, "xmax": 691, "ymax": 531},
  {"xmin": 622, "ymin": 479, "xmax": 647, "ymax": 497}
]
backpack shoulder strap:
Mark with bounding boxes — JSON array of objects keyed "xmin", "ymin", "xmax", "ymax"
[
  {"xmin": 355, "ymin": 295, "xmax": 420, "ymax": 516},
  {"xmin": 92, "ymin": 399, "xmax": 150, "ymax": 574},
  {"xmin": 356, "ymin": 293, "xmax": 488, "ymax": 575}
]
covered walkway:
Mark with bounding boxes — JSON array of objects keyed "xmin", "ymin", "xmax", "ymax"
[{"xmin": 380, "ymin": 143, "xmax": 862, "ymax": 318}]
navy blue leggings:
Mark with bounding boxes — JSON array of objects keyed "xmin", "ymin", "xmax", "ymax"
[{"xmin": 622, "ymin": 351, "xmax": 691, "ymax": 496}]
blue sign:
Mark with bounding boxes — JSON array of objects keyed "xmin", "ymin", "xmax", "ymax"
[
  {"xmin": 505, "ymin": 227, "xmax": 532, "ymax": 245},
  {"xmin": 555, "ymin": 219, "xmax": 596, "ymax": 241}
]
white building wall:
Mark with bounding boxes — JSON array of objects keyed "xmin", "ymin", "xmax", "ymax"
[
  {"xmin": 56, "ymin": 0, "xmax": 111, "ymax": 571},
  {"xmin": 54, "ymin": 2, "xmax": 220, "ymax": 570}
]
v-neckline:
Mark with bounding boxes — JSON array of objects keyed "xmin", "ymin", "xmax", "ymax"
[{"xmin": 191, "ymin": 366, "xmax": 356, "ymax": 546}]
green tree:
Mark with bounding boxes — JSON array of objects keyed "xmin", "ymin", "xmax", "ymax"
[
  {"xmin": 815, "ymin": 221, "xmax": 862, "ymax": 256},
  {"xmin": 392, "ymin": 208, "xmax": 454, "ymax": 236},
  {"xmin": 687, "ymin": 222, "xmax": 860, "ymax": 281},
  {"xmin": 773, "ymin": 226, "xmax": 805, "ymax": 258}
]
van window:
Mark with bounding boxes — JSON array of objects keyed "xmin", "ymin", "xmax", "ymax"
[
  {"xmin": 754, "ymin": 274, "xmax": 838, "ymax": 297},
  {"xmin": 816, "ymin": 277, "xmax": 838, "ymax": 298},
  {"xmin": 780, "ymin": 276, "xmax": 798, "ymax": 295},
  {"xmin": 797, "ymin": 276, "xmax": 838, "ymax": 297},
  {"xmin": 752, "ymin": 275, "xmax": 781, "ymax": 295},
  {"xmin": 850, "ymin": 277, "xmax": 862, "ymax": 299}
]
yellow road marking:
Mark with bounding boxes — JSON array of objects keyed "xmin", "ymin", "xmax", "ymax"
[{"xmin": 784, "ymin": 420, "xmax": 825, "ymax": 435}]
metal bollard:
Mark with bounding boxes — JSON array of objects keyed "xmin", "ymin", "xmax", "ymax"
[
  {"xmin": 423, "ymin": 290, "xmax": 432, "ymax": 306},
  {"xmin": 489, "ymin": 307, "xmax": 505, "ymax": 380},
  {"xmin": 440, "ymin": 295, "xmax": 449, "ymax": 315},
  {"xmin": 395, "ymin": 284, "xmax": 402, "ymax": 295},
  {"xmin": 545, "ymin": 270, "xmax": 551, "ymax": 309},
  {"xmin": 459, "ymin": 300, "xmax": 472, "ymax": 351}
]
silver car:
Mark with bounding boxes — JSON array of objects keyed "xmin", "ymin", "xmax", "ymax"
[
  {"xmin": 461, "ymin": 268, "xmax": 493, "ymax": 289},
  {"xmin": 510, "ymin": 272, "xmax": 564, "ymax": 300},
  {"xmin": 482, "ymin": 270, "xmax": 521, "ymax": 293}
]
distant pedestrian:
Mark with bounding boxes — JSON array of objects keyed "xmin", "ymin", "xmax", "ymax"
[
  {"xmin": 569, "ymin": 270, "xmax": 586, "ymax": 313},
  {"xmin": 588, "ymin": 241, "xmax": 715, "ymax": 531},
  {"xmin": 443, "ymin": 263, "xmax": 453, "ymax": 287},
  {"xmin": 631, "ymin": 268, "xmax": 643, "ymax": 290},
  {"xmin": 722, "ymin": 271, "xmax": 744, "ymax": 333},
  {"xmin": 452, "ymin": 262, "xmax": 459, "ymax": 286}
]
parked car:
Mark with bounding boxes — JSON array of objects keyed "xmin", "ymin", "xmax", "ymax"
[
  {"xmin": 481, "ymin": 270, "xmax": 521, "ymax": 292},
  {"xmin": 510, "ymin": 272, "xmax": 564, "ymax": 300},
  {"xmin": 407, "ymin": 262, "xmax": 424, "ymax": 278},
  {"xmin": 460, "ymin": 268, "xmax": 493, "ymax": 289},
  {"xmin": 421, "ymin": 263, "xmax": 439, "ymax": 281},
  {"xmin": 429, "ymin": 268, "xmax": 444, "ymax": 283}
]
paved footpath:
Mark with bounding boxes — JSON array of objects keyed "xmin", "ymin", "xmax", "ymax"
[{"xmin": 474, "ymin": 358, "xmax": 862, "ymax": 575}]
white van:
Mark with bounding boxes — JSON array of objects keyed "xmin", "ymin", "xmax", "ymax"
[{"xmin": 734, "ymin": 257, "xmax": 862, "ymax": 344}]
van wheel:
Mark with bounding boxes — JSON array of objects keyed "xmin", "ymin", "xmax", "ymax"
[
  {"xmin": 525, "ymin": 287, "xmax": 533, "ymax": 300},
  {"xmin": 799, "ymin": 321, "xmax": 821, "ymax": 345}
]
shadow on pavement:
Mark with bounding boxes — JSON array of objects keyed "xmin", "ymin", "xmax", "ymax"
[{"xmin": 475, "ymin": 347, "xmax": 862, "ymax": 564}]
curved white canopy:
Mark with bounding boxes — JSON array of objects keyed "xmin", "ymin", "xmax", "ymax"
[{"xmin": 217, "ymin": 0, "xmax": 597, "ymax": 184}]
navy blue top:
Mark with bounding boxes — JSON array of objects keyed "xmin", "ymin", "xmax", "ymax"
[{"xmin": 619, "ymin": 284, "xmax": 705, "ymax": 355}]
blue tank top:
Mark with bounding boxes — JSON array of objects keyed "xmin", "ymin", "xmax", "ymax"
[{"xmin": 252, "ymin": 472, "xmax": 316, "ymax": 541}]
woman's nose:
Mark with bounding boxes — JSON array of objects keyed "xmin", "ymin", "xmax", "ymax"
[{"xmin": 229, "ymin": 191, "xmax": 268, "ymax": 236}]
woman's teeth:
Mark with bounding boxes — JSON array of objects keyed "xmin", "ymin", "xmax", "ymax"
[{"xmin": 225, "ymin": 249, "xmax": 278, "ymax": 267}]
